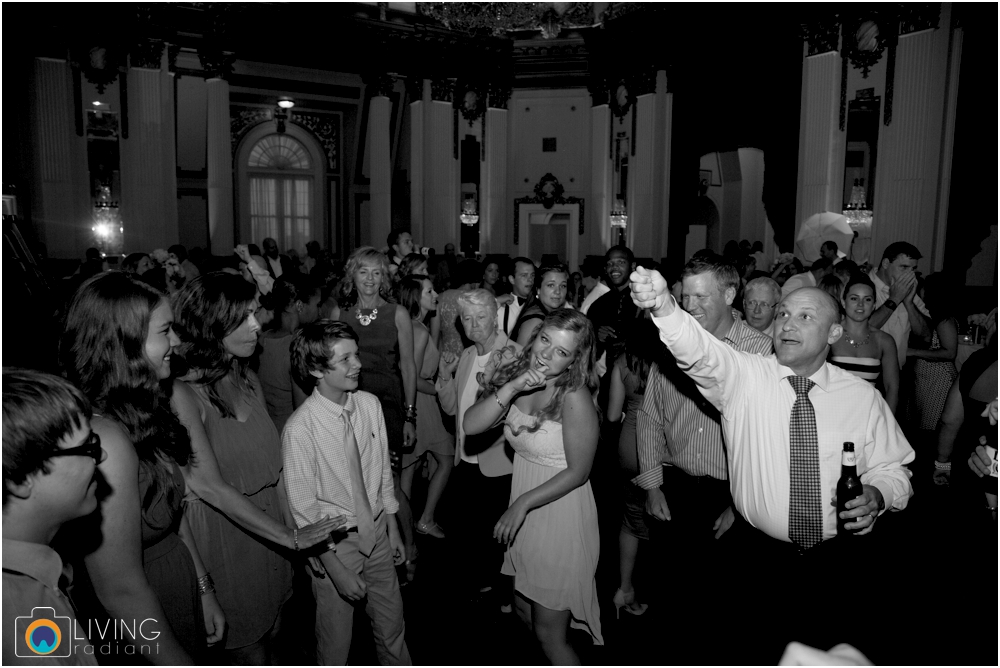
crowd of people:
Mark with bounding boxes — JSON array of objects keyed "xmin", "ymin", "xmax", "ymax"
[{"xmin": 3, "ymin": 226, "xmax": 997, "ymax": 666}]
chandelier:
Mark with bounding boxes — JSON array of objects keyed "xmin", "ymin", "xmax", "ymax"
[{"xmin": 460, "ymin": 199, "xmax": 479, "ymax": 226}]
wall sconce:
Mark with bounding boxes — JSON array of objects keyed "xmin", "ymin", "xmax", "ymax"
[
  {"xmin": 460, "ymin": 199, "xmax": 479, "ymax": 226},
  {"xmin": 275, "ymin": 98, "xmax": 294, "ymax": 133}
]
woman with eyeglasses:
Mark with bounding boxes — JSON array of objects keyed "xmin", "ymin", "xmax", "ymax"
[
  {"xmin": 61, "ymin": 272, "xmax": 225, "ymax": 664},
  {"xmin": 511, "ymin": 263, "xmax": 572, "ymax": 348},
  {"xmin": 170, "ymin": 272, "xmax": 342, "ymax": 663}
]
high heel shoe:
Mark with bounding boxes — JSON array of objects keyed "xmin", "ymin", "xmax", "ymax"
[{"xmin": 612, "ymin": 588, "xmax": 648, "ymax": 619}]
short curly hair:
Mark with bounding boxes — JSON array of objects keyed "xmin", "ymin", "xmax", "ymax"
[{"xmin": 291, "ymin": 320, "xmax": 360, "ymax": 386}]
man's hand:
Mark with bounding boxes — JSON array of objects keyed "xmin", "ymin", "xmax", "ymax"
[
  {"xmin": 832, "ymin": 485, "xmax": 884, "ymax": 535},
  {"xmin": 645, "ymin": 487, "xmax": 671, "ymax": 521},
  {"xmin": 713, "ymin": 505, "xmax": 735, "ymax": 539},
  {"xmin": 931, "ymin": 466, "xmax": 951, "ymax": 487},
  {"xmin": 969, "ymin": 437, "xmax": 993, "ymax": 477},
  {"xmin": 307, "ymin": 556, "xmax": 327, "ymax": 579},
  {"xmin": 630, "ymin": 266, "xmax": 674, "ymax": 317},
  {"xmin": 982, "ymin": 398, "xmax": 998, "ymax": 426},
  {"xmin": 496, "ymin": 293, "xmax": 515, "ymax": 307},
  {"xmin": 387, "ymin": 521, "xmax": 405, "ymax": 566},
  {"xmin": 597, "ymin": 325, "xmax": 619, "ymax": 344},
  {"xmin": 328, "ymin": 561, "xmax": 367, "ymax": 601},
  {"xmin": 888, "ymin": 271, "xmax": 916, "ymax": 305}
]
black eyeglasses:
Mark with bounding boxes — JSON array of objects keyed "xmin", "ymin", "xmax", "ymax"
[{"xmin": 49, "ymin": 431, "xmax": 103, "ymax": 464}]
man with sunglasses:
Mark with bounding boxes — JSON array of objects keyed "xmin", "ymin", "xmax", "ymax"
[
  {"xmin": 3, "ymin": 369, "xmax": 105, "ymax": 666},
  {"xmin": 743, "ymin": 276, "xmax": 782, "ymax": 338}
]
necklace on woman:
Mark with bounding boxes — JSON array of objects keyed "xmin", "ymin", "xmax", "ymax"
[
  {"xmin": 845, "ymin": 331, "xmax": 871, "ymax": 348},
  {"xmin": 355, "ymin": 306, "xmax": 378, "ymax": 326}
]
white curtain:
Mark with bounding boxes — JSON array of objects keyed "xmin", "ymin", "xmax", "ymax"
[
  {"xmin": 250, "ymin": 177, "xmax": 278, "ymax": 245},
  {"xmin": 250, "ymin": 176, "xmax": 311, "ymax": 254}
]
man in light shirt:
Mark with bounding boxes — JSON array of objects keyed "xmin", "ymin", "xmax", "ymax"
[
  {"xmin": 496, "ymin": 257, "xmax": 535, "ymax": 336},
  {"xmin": 631, "ymin": 267, "xmax": 914, "ymax": 661},
  {"xmin": 867, "ymin": 241, "xmax": 930, "ymax": 369},
  {"xmin": 743, "ymin": 276, "xmax": 782, "ymax": 339}
]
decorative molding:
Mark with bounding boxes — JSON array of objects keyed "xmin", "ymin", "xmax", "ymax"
[
  {"xmin": 898, "ymin": 3, "xmax": 939, "ymax": 35},
  {"xmin": 487, "ymin": 80, "xmax": 511, "ymax": 110},
  {"xmin": 403, "ymin": 74, "xmax": 423, "ymax": 101},
  {"xmin": 166, "ymin": 43, "xmax": 181, "ymax": 74},
  {"xmin": 842, "ymin": 12, "xmax": 891, "ymax": 78},
  {"xmin": 229, "ymin": 106, "xmax": 272, "ymax": 152},
  {"xmin": 512, "ymin": 173, "xmax": 585, "ymax": 244},
  {"xmin": 364, "ymin": 72, "xmax": 396, "ymax": 98},
  {"xmin": 198, "ymin": 48, "xmax": 236, "ymax": 80},
  {"xmin": 599, "ymin": 3, "xmax": 643, "ymax": 24},
  {"xmin": 73, "ymin": 46, "xmax": 122, "ymax": 94},
  {"xmin": 588, "ymin": 74, "xmax": 609, "ymax": 107},
  {"xmin": 292, "ymin": 112, "xmax": 341, "ymax": 172},
  {"xmin": 417, "ymin": 2, "xmax": 599, "ymax": 39},
  {"xmin": 631, "ymin": 68, "xmax": 657, "ymax": 97},
  {"xmin": 801, "ymin": 17, "xmax": 841, "ymax": 56},
  {"xmin": 430, "ymin": 77, "xmax": 454, "ymax": 103},
  {"xmin": 609, "ymin": 78, "xmax": 636, "ymax": 121},
  {"xmin": 454, "ymin": 79, "xmax": 487, "ymax": 126},
  {"xmin": 131, "ymin": 39, "xmax": 164, "ymax": 70}
]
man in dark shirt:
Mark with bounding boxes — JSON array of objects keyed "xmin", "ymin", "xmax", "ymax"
[{"xmin": 587, "ymin": 245, "xmax": 639, "ymax": 363}]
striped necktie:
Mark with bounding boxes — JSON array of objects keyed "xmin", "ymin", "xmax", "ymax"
[
  {"xmin": 787, "ymin": 376, "xmax": 822, "ymax": 550},
  {"xmin": 342, "ymin": 406, "xmax": 377, "ymax": 556}
]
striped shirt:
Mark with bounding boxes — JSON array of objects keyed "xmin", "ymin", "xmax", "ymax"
[
  {"xmin": 634, "ymin": 317, "xmax": 773, "ymax": 488},
  {"xmin": 282, "ymin": 389, "xmax": 398, "ymax": 530}
]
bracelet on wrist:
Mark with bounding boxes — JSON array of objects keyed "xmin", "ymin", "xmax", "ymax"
[
  {"xmin": 293, "ymin": 528, "xmax": 300, "ymax": 551},
  {"xmin": 197, "ymin": 573, "xmax": 216, "ymax": 596},
  {"xmin": 933, "ymin": 460, "xmax": 952, "ymax": 471},
  {"xmin": 495, "ymin": 392, "xmax": 508, "ymax": 411}
]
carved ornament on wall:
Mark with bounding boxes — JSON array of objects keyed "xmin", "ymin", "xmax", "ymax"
[
  {"xmin": 229, "ymin": 106, "xmax": 341, "ymax": 173},
  {"xmin": 512, "ymin": 173, "xmax": 585, "ymax": 245},
  {"xmin": 898, "ymin": 3, "xmax": 939, "ymax": 35},
  {"xmin": 800, "ymin": 16, "xmax": 841, "ymax": 56},
  {"xmin": 198, "ymin": 48, "xmax": 236, "ymax": 79},
  {"xmin": 230, "ymin": 107, "xmax": 273, "ymax": 151},
  {"xmin": 842, "ymin": 13, "xmax": 890, "ymax": 79},
  {"xmin": 430, "ymin": 77, "xmax": 455, "ymax": 103},
  {"xmin": 365, "ymin": 72, "xmax": 396, "ymax": 98},
  {"xmin": 74, "ymin": 46, "xmax": 123, "ymax": 94},
  {"xmin": 131, "ymin": 39, "xmax": 165, "ymax": 70},
  {"xmin": 488, "ymin": 80, "xmax": 512, "ymax": 110},
  {"xmin": 609, "ymin": 79, "xmax": 635, "ymax": 121},
  {"xmin": 455, "ymin": 79, "xmax": 487, "ymax": 125}
]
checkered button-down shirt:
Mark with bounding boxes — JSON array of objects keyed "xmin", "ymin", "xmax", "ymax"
[
  {"xmin": 282, "ymin": 389, "xmax": 398, "ymax": 530},
  {"xmin": 634, "ymin": 318, "xmax": 773, "ymax": 488}
]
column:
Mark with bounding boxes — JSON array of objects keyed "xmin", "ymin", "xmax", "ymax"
[
  {"xmin": 161, "ymin": 49, "xmax": 179, "ymax": 249},
  {"xmin": 933, "ymin": 25, "xmax": 962, "ymax": 272},
  {"xmin": 30, "ymin": 57, "xmax": 90, "ymax": 259},
  {"xmin": 655, "ymin": 69, "xmax": 673, "ymax": 261},
  {"xmin": 423, "ymin": 97, "xmax": 458, "ymax": 253},
  {"xmin": 121, "ymin": 64, "xmax": 178, "ymax": 253},
  {"xmin": 409, "ymin": 80, "xmax": 427, "ymax": 243},
  {"xmin": 590, "ymin": 103, "xmax": 613, "ymax": 252},
  {"xmin": 206, "ymin": 77, "xmax": 234, "ymax": 255},
  {"xmin": 794, "ymin": 51, "xmax": 843, "ymax": 233},
  {"xmin": 369, "ymin": 94, "xmax": 392, "ymax": 249},
  {"xmin": 480, "ymin": 106, "xmax": 507, "ymax": 253},
  {"xmin": 626, "ymin": 92, "xmax": 656, "ymax": 253}
]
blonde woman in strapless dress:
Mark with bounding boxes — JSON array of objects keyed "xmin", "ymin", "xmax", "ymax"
[{"xmin": 464, "ymin": 308, "xmax": 602, "ymax": 664}]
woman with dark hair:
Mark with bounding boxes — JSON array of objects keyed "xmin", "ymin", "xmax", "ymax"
[
  {"xmin": 328, "ymin": 246, "xmax": 419, "ymax": 580},
  {"xmin": 606, "ymin": 318, "xmax": 662, "ymax": 618},
  {"xmin": 258, "ymin": 277, "xmax": 321, "ymax": 433},
  {"xmin": 60, "ymin": 272, "xmax": 224, "ymax": 664},
  {"xmin": 396, "ymin": 252, "xmax": 429, "ymax": 282},
  {"xmin": 907, "ymin": 272, "xmax": 959, "ymax": 432},
  {"xmin": 465, "ymin": 308, "xmax": 603, "ymax": 661},
  {"xmin": 568, "ymin": 271, "xmax": 585, "ymax": 309},
  {"xmin": 511, "ymin": 263, "xmax": 571, "ymax": 348},
  {"xmin": 170, "ymin": 272, "xmax": 341, "ymax": 662},
  {"xmin": 397, "ymin": 275, "xmax": 454, "ymax": 540},
  {"xmin": 480, "ymin": 258, "xmax": 501, "ymax": 296},
  {"xmin": 830, "ymin": 273, "xmax": 899, "ymax": 414}
]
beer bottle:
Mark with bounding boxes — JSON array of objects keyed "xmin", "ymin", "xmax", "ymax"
[{"xmin": 837, "ymin": 442, "xmax": 864, "ymax": 536}]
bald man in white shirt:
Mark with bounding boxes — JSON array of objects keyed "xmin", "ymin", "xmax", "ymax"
[{"xmin": 631, "ymin": 268, "xmax": 914, "ymax": 662}]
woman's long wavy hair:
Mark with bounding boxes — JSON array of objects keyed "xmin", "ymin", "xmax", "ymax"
[
  {"xmin": 336, "ymin": 246, "xmax": 395, "ymax": 310},
  {"xmin": 171, "ymin": 271, "xmax": 257, "ymax": 417},
  {"xmin": 396, "ymin": 274, "xmax": 429, "ymax": 320},
  {"xmin": 482, "ymin": 308, "xmax": 598, "ymax": 435},
  {"xmin": 60, "ymin": 273, "xmax": 192, "ymax": 517}
]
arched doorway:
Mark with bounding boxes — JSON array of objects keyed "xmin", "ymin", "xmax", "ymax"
[{"xmin": 688, "ymin": 195, "xmax": 721, "ymax": 257}]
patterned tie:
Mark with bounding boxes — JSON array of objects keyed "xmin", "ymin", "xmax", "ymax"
[
  {"xmin": 342, "ymin": 406, "xmax": 377, "ymax": 556},
  {"xmin": 787, "ymin": 376, "xmax": 823, "ymax": 550}
]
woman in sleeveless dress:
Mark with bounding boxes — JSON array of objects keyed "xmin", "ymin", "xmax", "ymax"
[
  {"xmin": 397, "ymin": 275, "xmax": 454, "ymax": 539},
  {"xmin": 257, "ymin": 277, "xmax": 321, "ymax": 433},
  {"xmin": 829, "ymin": 274, "xmax": 900, "ymax": 415},
  {"xmin": 511, "ymin": 264, "xmax": 572, "ymax": 348},
  {"xmin": 328, "ymin": 247, "xmax": 420, "ymax": 581},
  {"xmin": 606, "ymin": 319, "xmax": 663, "ymax": 618},
  {"xmin": 465, "ymin": 308, "xmax": 603, "ymax": 662},
  {"xmin": 906, "ymin": 272, "xmax": 959, "ymax": 430},
  {"xmin": 170, "ymin": 272, "xmax": 342, "ymax": 663},
  {"xmin": 61, "ymin": 273, "xmax": 224, "ymax": 664}
]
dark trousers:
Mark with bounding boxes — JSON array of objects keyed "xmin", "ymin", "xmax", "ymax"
[{"xmin": 448, "ymin": 462, "xmax": 512, "ymax": 596}]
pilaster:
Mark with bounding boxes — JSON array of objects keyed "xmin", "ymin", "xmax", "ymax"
[
  {"xmin": 206, "ymin": 77, "xmax": 234, "ymax": 254},
  {"xmin": 369, "ymin": 95, "xmax": 392, "ymax": 248},
  {"xmin": 480, "ymin": 107, "xmax": 508, "ymax": 253}
]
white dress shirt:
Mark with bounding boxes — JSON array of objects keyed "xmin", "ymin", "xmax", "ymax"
[
  {"xmin": 282, "ymin": 389, "xmax": 398, "ymax": 529},
  {"xmin": 650, "ymin": 300, "xmax": 914, "ymax": 543},
  {"xmin": 580, "ymin": 282, "xmax": 611, "ymax": 315},
  {"xmin": 869, "ymin": 269, "xmax": 928, "ymax": 369},
  {"xmin": 497, "ymin": 295, "xmax": 526, "ymax": 336}
]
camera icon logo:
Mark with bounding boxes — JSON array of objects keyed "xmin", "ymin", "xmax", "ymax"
[{"xmin": 15, "ymin": 607, "xmax": 72, "ymax": 658}]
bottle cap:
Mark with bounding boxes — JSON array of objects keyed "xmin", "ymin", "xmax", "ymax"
[{"xmin": 843, "ymin": 441, "xmax": 855, "ymax": 451}]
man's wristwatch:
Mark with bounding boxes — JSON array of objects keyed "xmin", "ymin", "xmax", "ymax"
[{"xmin": 883, "ymin": 299, "xmax": 898, "ymax": 312}]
